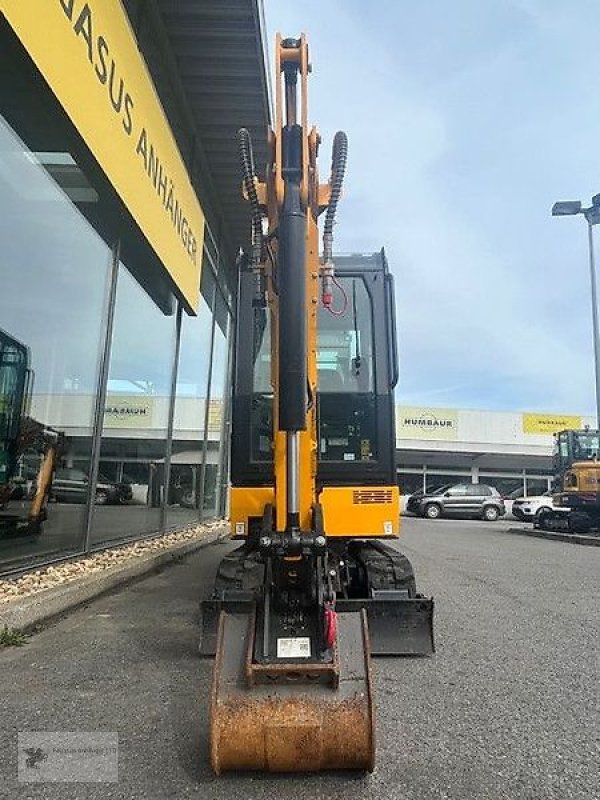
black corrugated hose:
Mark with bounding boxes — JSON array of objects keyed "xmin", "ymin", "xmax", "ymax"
[
  {"xmin": 238, "ymin": 127, "xmax": 263, "ymax": 266},
  {"xmin": 323, "ymin": 131, "xmax": 348, "ymax": 264}
]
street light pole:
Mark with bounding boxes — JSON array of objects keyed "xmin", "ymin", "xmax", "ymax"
[
  {"xmin": 552, "ymin": 197, "xmax": 600, "ymax": 429},
  {"xmin": 585, "ymin": 215, "xmax": 600, "ymax": 428}
]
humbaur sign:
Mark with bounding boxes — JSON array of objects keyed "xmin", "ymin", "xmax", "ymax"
[
  {"xmin": 104, "ymin": 395, "xmax": 152, "ymax": 429},
  {"xmin": 397, "ymin": 407, "xmax": 459, "ymax": 441},
  {"xmin": 522, "ymin": 413, "xmax": 582, "ymax": 435}
]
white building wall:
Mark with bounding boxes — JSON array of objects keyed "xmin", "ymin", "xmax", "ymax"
[{"xmin": 396, "ymin": 405, "xmax": 594, "ymax": 455}]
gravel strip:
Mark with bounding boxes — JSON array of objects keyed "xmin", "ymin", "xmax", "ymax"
[{"xmin": 0, "ymin": 521, "xmax": 226, "ymax": 606}]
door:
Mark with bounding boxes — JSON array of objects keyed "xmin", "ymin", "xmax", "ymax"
[
  {"xmin": 442, "ymin": 484, "xmax": 470, "ymax": 514},
  {"xmin": 466, "ymin": 483, "xmax": 488, "ymax": 513}
]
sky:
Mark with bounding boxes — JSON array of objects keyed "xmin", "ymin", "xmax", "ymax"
[{"xmin": 265, "ymin": 0, "xmax": 600, "ymax": 414}]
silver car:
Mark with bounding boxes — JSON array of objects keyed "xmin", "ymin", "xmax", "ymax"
[{"xmin": 418, "ymin": 483, "xmax": 505, "ymax": 521}]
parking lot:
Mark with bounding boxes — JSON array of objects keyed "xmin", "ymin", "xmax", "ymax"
[{"xmin": 1, "ymin": 515, "xmax": 598, "ymax": 799}]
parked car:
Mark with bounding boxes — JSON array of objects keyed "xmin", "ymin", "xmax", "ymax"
[
  {"xmin": 49, "ymin": 468, "xmax": 132, "ymax": 505},
  {"xmin": 511, "ymin": 491, "xmax": 562, "ymax": 521},
  {"xmin": 416, "ymin": 483, "xmax": 505, "ymax": 521},
  {"xmin": 406, "ymin": 484, "xmax": 452, "ymax": 515}
]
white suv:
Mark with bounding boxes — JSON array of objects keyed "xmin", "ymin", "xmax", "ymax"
[{"xmin": 511, "ymin": 491, "xmax": 561, "ymax": 521}]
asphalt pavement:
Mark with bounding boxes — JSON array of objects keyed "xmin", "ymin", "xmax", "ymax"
[{"xmin": 1, "ymin": 517, "xmax": 598, "ymax": 799}]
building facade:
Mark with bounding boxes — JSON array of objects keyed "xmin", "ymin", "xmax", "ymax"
[
  {"xmin": 0, "ymin": 0, "xmax": 270, "ymax": 574},
  {"xmin": 397, "ymin": 406, "xmax": 592, "ymax": 496}
]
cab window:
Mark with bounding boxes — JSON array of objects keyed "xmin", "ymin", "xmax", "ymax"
[{"xmin": 317, "ymin": 277, "xmax": 374, "ymax": 394}]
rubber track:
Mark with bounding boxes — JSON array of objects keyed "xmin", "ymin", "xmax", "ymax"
[
  {"xmin": 213, "ymin": 545, "xmax": 265, "ymax": 596},
  {"xmin": 349, "ymin": 540, "xmax": 417, "ymax": 598},
  {"xmin": 536, "ymin": 510, "xmax": 595, "ymax": 535},
  {"xmin": 213, "ymin": 541, "xmax": 417, "ymax": 600}
]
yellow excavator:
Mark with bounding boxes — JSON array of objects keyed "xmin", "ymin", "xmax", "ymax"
[
  {"xmin": 535, "ymin": 428, "xmax": 600, "ymax": 534},
  {"xmin": 201, "ymin": 34, "xmax": 434, "ymax": 774}
]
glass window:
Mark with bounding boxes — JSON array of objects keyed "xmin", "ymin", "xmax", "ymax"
[
  {"xmin": 425, "ymin": 474, "xmax": 469, "ymax": 492},
  {"xmin": 429, "ymin": 483, "xmax": 453, "ymax": 495},
  {"xmin": 317, "ymin": 277, "xmax": 378, "ymax": 463},
  {"xmin": 167, "ymin": 265, "xmax": 214, "ymax": 527},
  {"xmin": 252, "ymin": 307, "xmax": 272, "ymax": 394},
  {"xmin": 0, "ymin": 111, "xmax": 111, "ymax": 571},
  {"xmin": 90, "ymin": 264, "xmax": 177, "ymax": 546},
  {"xmin": 467, "ymin": 484, "xmax": 491, "ymax": 496},
  {"xmin": 204, "ymin": 288, "xmax": 231, "ymax": 518},
  {"xmin": 572, "ymin": 431, "xmax": 600, "ymax": 460},
  {"xmin": 525, "ymin": 477, "xmax": 550, "ymax": 496},
  {"xmin": 447, "ymin": 485, "xmax": 468, "ymax": 496},
  {"xmin": 480, "ymin": 478, "xmax": 523, "ymax": 498},
  {"xmin": 317, "ymin": 277, "xmax": 374, "ymax": 394},
  {"xmin": 397, "ymin": 472, "xmax": 424, "ymax": 495},
  {"xmin": 250, "ymin": 307, "xmax": 274, "ymax": 464}
]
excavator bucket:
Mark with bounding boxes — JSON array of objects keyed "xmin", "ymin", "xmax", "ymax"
[{"xmin": 209, "ymin": 608, "xmax": 375, "ymax": 774}]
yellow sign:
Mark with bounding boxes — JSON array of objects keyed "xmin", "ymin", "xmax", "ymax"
[
  {"xmin": 104, "ymin": 394, "xmax": 152, "ymax": 428},
  {"xmin": 522, "ymin": 413, "xmax": 581, "ymax": 435},
  {"xmin": 2, "ymin": 0, "xmax": 204, "ymax": 310},
  {"xmin": 397, "ymin": 407, "xmax": 458, "ymax": 440}
]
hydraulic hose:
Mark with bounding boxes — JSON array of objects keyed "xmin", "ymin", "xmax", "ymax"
[
  {"xmin": 238, "ymin": 127, "xmax": 263, "ymax": 267},
  {"xmin": 323, "ymin": 130, "xmax": 348, "ymax": 264}
]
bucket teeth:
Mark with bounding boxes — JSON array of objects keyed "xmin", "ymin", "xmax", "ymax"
[{"xmin": 209, "ymin": 610, "xmax": 375, "ymax": 774}]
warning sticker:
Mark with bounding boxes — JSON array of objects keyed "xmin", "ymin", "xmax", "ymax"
[{"xmin": 277, "ymin": 637, "xmax": 311, "ymax": 659}]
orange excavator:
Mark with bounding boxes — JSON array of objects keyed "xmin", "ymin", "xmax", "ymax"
[{"xmin": 201, "ymin": 35, "xmax": 434, "ymax": 774}]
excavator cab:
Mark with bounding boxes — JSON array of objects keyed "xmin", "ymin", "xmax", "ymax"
[
  {"xmin": 0, "ymin": 328, "xmax": 63, "ymax": 534},
  {"xmin": 0, "ymin": 329, "xmax": 30, "ymax": 510},
  {"xmin": 553, "ymin": 429, "xmax": 600, "ymax": 478},
  {"xmin": 231, "ymin": 250, "xmax": 398, "ymax": 508}
]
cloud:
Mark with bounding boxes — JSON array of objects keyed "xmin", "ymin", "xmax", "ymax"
[{"xmin": 265, "ymin": 0, "xmax": 599, "ymax": 414}]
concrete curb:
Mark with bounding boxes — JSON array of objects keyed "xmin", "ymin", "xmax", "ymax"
[
  {"xmin": 0, "ymin": 526, "xmax": 230, "ymax": 632},
  {"xmin": 506, "ymin": 526, "xmax": 600, "ymax": 546}
]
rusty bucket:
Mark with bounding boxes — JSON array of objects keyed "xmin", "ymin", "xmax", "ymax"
[{"xmin": 208, "ymin": 609, "xmax": 375, "ymax": 774}]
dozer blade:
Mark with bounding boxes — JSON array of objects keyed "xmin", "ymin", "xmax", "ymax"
[
  {"xmin": 209, "ymin": 609, "xmax": 375, "ymax": 774},
  {"xmin": 336, "ymin": 595, "xmax": 435, "ymax": 656},
  {"xmin": 200, "ymin": 593, "xmax": 435, "ymax": 658}
]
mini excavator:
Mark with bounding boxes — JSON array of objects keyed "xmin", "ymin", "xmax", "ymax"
[
  {"xmin": 536, "ymin": 428, "xmax": 600, "ymax": 534},
  {"xmin": 201, "ymin": 34, "xmax": 434, "ymax": 774}
]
